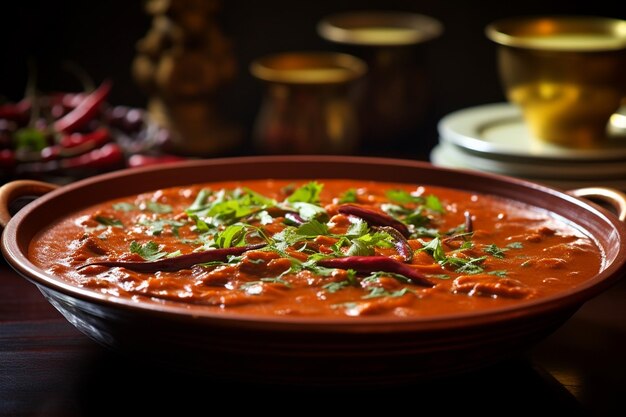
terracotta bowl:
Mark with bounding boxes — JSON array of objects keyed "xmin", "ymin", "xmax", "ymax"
[{"xmin": 2, "ymin": 155, "xmax": 626, "ymax": 385}]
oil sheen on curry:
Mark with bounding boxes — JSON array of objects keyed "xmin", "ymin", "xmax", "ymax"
[{"xmin": 29, "ymin": 179, "xmax": 603, "ymax": 317}]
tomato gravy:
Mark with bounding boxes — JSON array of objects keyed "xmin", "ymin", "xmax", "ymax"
[{"xmin": 29, "ymin": 179, "xmax": 603, "ymax": 317}]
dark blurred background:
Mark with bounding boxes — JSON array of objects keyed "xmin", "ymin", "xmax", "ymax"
[{"xmin": 0, "ymin": 0, "xmax": 623, "ymax": 159}]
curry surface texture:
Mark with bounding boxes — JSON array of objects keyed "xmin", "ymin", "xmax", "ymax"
[{"xmin": 29, "ymin": 179, "xmax": 603, "ymax": 317}]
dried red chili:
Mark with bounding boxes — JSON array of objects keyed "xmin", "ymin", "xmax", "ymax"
[{"xmin": 54, "ymin": 80, "xmax": 112, "ymax": 134}]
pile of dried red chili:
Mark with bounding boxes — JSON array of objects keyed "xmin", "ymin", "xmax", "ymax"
[{"xmin": 0, "ymin": 80, "xmax": 182, "ymax": 181}]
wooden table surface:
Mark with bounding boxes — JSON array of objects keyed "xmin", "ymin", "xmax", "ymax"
[{"xmin": 1, "ymin": 255, "xmax": 625, "ymax": 416}]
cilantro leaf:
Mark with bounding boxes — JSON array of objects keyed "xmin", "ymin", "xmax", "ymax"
[
  {"xmin": 256, "ymin": 210, "xmax": 274, "ymax": 225},
  {"xmin": 286, "ymin": 181, "xmax": 323, "ymax": 204},
  {"xmin": 241, "ymin": 277, "xmax": 291, "ymax": 291},
  {"xmin": 187, "ymin": 189, "xmax": 212, "ymax": 212},
  {"xmin": 296, "ymin": 219, "xmax": 330, "ymax": 237},
  {"xmin": 129, "ymin": 241, "xmax": 167, "ymax": 261},
  {"xmin": 413, "ymin": 227, "xmax": 441, "ymax": 238},
  {"xmin": 428, "ymin": 273, "xmax": 452, "ymax": 280},
  {"xmin": 346, "ymin": 239, "xmax": 375, "ymax": 256},
  {"xmin": 338, "ymin": 188, "xmax": 358, "ymax": 203},
  {"xmin": 186, "ymin": 188, "xmax": 276, "ymax": 226},
  {"xmin": 345, "ymin": 218, "xmax": 369, "ymax": 237},
  {"xmin": 362, "ymin": 287, "xmax": 412, "ymax": 299},
  {"xmin": 139, "ymin": 218, "xmax": 185, "ymax": 236},
  {"xmin": 447, "ymin": 255, "xmax": 487, "ymax": 274},
  {"xmin": 272, "ymin": 227, "xmax": 305, "ymax": 247},
  {"xmin": 483, "ymin": 242, "xmax": 522, "ymax": 258},
  {"xmin": 95, "ymin": 216, "xmax": 123, "ymax": 228},
  {"xmin": 214, "ymin": 224, "xmax": 247, "ymax": 248},
  {"xmin": 322, "ymin": 270, "xmax": 357, "ymax": 293},
  {"xmin": 361, "ymin": 271, "xmax": 412, "ymax": 284},
  {"xmin": 290, "ymin": 202, "xmax": 327, "ymax": 221},
  {"xmin": 188, "ymin": 214, "xmax": 211, "ymax": 233},
  {"xmin": 418, "ymin": 237, "xmax": 446, "ymax": 263},
  {"xmin": 144, "ymin": 201, "xmax": 172, "ymax": 214},
  {"xmin": 386, "ymin": 189, "xmax": 424, "ymax": 204},
  {"xmin": 484, "ymin": 243, "xmax": 506, "ymax": 258},
  {"xmin": 425, "ymin": 194, "xmax": 445, "ymax": 213},
  {"xmin": 112, "ymin": 202, "xmax": 136, "ymax": 212}
]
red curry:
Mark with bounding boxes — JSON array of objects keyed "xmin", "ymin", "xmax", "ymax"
[{"xmin": 29, "ymin": 179, "xmax": 603, "ymax": 317}]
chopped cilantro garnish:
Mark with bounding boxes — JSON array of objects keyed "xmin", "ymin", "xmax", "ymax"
[
  {"xmin": 144, "ymin": 201, "xmax": 172, "ymax": 214},
  {"xmin": 345, "ymin": 218, "xmax": 369, "ymax": 237},
  {"xmin": 425, "ymin": 194, "xmax": 445, "ymax": 213},
  {"xmin": 483, "ymin": 242, "xmax": 523, "ymax": 258},
  {"xmin": 286, "ymin": 181, "xmax": 323, "ymax": 204},
  {"xmin": 338, "ymin": 188, "xmax": 358, "ymax": 203},
  {"xmin": 187, "ymin": 189, "xmax": 212, "ymax": 212},
  {"xmin": 139, "ymin": 218, "xmax": 185, "ymax": 236},
  {"xmin": 185, "ymin": 187, "xmax": 277, "ymax": 227},
  {"xmin": 322, "ymin": 271, "xmax": 357, "ymax": 293},
  {"xmin": 362, "ymin": 287, "xmax": 412, "ymax": 299},
  {"xmin": 346, "ymin": 239, "xmax": 375, "ymax": 256},
  {"xmin": 428, "ymin": 274, "xmax": 452, "ymax": 280},
  {"xmin": 418, "ymin": 237, "xmax": 487, "ymax": 275},
  {"xmin": 95, "ymin": 216, "xmax": 123, "ymax": 228},
  {"xmin": 447, "ymin": 255, "xmax": 487, "ymax": 274},
  {"xmin": 290, "ymin": 201, "xmax": 327, "ymax": 221},
  {"xmin": 241, "ymin": 277, "xmax": 291, "ymax": 291},
  {"xmin": 385, "ymin": 189, "xmax": 424, "ymax": 204},
  {"xmin": 112, "ymin": 202, "xmax": 136, "ymax": 212},
  {"xmin": 296, "ymin": 219, "xmax": 330, "ymax": 237},
  {"xmin": 214, "ymin": 224, "xmax": 247, "ymax": 248},
  {"xmin": 418, "ymin": 237, "xmax": 447, "ymax": 263},
  {"xmin": 129, "ymin": 241, "xmax": 167, "ymax": 261},
  {"xmin": 484, "ymin": 243, "xmax": 506, "ymax": 258},
  {"xmin": 361, "ymin": 271, "xmax": 412, "ymax": 284}
]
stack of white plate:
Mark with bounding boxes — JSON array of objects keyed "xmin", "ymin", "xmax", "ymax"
[{"xmin": 430, "ymin": 102, "xmax": 626, "ymax": 190}]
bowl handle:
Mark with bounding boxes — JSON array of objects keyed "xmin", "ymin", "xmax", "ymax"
[
  {"xmin": 568, "ymin": 187, "xmax": 626, "ymax": 222},
  {"xmin": 0, "ymin": 180, "xmax": 59, "ymax": 228}
]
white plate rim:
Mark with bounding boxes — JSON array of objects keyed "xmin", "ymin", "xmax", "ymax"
[
  {"xmin": 432, "ymin": 141, "xmax": 626, "ymax": 179},
  {"xmin": 437, "ymin": 102, "xmax": 626, "ymax": 162},
  {"xmin": 430, "ymin": 143, "xmax": 626, "ymax": 190}
]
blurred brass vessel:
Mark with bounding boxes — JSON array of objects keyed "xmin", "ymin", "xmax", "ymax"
[
  {"xmin": 318, "ymin": 11, "xmax": 443, "ymax": 149},
  {"xmin": 250, "ymin": 52, "xmax": 366, "ymax": 154},
  {"xmin": 486, "ymin": 16, "xmax": 626, "ymax": 148}
]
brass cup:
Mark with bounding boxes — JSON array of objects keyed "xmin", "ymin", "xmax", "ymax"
[
  {"xmin": 250, "ymin": 52, "xmax": 367, "ymax": 154},
  {"xmin": 486, "ymin": 16, "xmax": 626, "ymax": 148},
  {"xmin": 317, "ymin": 11, "xmax": 443, "ymax": 147}
]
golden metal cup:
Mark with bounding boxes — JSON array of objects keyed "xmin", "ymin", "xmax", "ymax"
[
  {"xmin": 317, "ymin": 11, "xmax": 443, "ymax": 147},
  {"xmin": 250, "ymin": 52, "xmax": 367, "ymax": 154},
  {"xmin": 486, "ymin": 16, "xmax": 626, "ymax": 148}
]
